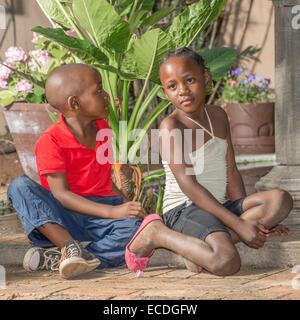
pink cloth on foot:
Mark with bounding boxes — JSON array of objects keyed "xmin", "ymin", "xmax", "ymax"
[{"xmin": 125, "ymin": 214, "xmax": 163, "ymax": 273}]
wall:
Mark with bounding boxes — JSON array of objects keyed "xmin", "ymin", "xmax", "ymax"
[
  {"xmin": 219, "ymin": 0, "xmax": 275, "ymax": 84},
  {"xmin": 0, "ymin": 0, "xmax": 276, "ymax": 135}
]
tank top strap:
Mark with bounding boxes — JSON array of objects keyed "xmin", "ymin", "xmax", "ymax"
[
  {"xmin": 184, "ymin": 106, "xmax": 214, "ymax": 138},
  {"xmin": 204, "ymin": 106, "xmax": 215, "ymax": 137}
]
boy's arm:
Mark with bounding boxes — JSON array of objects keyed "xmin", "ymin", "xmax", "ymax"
[
  {"xmin": 224, "ymin": 109, "xmax": 247, "ymax": 200},
  {"xmin": 46, "ymin": 172, "xmax": 145, "ymax": 219}
]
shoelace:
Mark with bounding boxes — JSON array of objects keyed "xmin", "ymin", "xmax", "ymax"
[
  {"xmin": 67, "ymin": 243, "xmax": 81, "ymax": 258},
  {"xmin": 41, "ymin": 252, "xmax": 61, "ymax": 271}
]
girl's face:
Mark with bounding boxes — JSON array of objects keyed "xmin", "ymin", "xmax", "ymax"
[{"xmin": 160, "ymin": 56, "xmax": 210, "ymax": 114}]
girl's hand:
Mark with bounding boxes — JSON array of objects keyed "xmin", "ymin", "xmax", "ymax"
[
  {"xmin": 112, "ymin": 201, "xmax": 146, "ymax": 219},
  {"xmin": 269, "ymin": 224, "xmax": 293, "ymax": 236},
  {"xmin": 236, "ymin": 220, "xmax": 270, "ymax": 249}
]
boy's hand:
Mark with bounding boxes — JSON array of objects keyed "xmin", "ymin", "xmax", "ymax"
[
  {"xmin": 112, "ymin": 201, "xmax": 146, "ymax": 219},
  {"xmin": 236, "ymin": 220, "xmax": 270, "ymax": 249}
]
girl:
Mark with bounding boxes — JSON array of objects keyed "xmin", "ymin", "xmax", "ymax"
[{"xmin": 125, "ymin": 47, "xmax": 293, "ymax": 276}]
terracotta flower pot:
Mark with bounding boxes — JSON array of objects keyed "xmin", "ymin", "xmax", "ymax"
[
  {"xmin": 222, "ymin": 102, "xmax": 275, "ymax": 155},
  {"xmin": 3, "ymin": 103, "xmax": 58, "ymax": 182}
]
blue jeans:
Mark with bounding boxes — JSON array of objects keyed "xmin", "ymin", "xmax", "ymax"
[{"xmin": 7, "ymin": 175, "xmax": 141, "ymax": 269}]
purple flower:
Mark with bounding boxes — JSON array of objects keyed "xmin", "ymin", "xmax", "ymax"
[
  {"xmin": 15, "ymin": 80, "xmax": 33, "ymax": 93},
  {"xmin": 231, "ymin": 68, "xmax": 242, "ymax": 76},
  {"xmin": 239, "ymin": 79, "xmax": 248, "ymax": 85},
  {"xmin": 256, "ymin": 75, "xmax": 264, "ymax": 82},
  {"xmin": 246, "ymin": 74, "xmax": 256, "ymax": 83},
  {"xmin": 265, "ymin": 78, "xmax": 271, "ymax": 85},
  {"xmin": 153, "ymin": 189, "xmax": 159, "ymax": 194},
  {"xmin": 243, "ymin": 87, "xmax": 248, "ymax": 93},
  {"xmin": 5, "ymin": 47, "xmax": 27, "ymax": 65},
  {"xmin": 0, "ymin": 64, "xmax": 12, "ymax": 80}
]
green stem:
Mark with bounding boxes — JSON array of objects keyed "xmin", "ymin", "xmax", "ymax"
[
  {"xmin": 121, "ymin": 80, "xmax": 130, "ymax": 122},
  {"xmin": 128, "ymin": 0, "xmax": 139, "ymax": 25},
  {"xmin": 208, "ymin": 20, "xmax": 218, "ymax": 49},
  {"xmin": 127, "ymin": 77, "xmax": 149, "ymax": 141},
  {"xmin": 54, "ymin": 0, "xmax": 86, "ymax": 40},
  {"xmin": 127, "ymin": 38, "xmax": 158, "ymax": 137},
  {"xmin": 127, "ymin": 100, "xmax": 171, "ymax": 163},
  {"xmin": 134, "ymin": 84, "xmax": 160, "ymax": 128},
  {"xmin": 103, "ymin": 70, "xmax": 117, "ymax": 116}
]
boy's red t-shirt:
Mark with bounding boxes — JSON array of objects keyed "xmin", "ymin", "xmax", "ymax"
[{"xmin": 34, "ymin": 114, "xmax": 117, "ymax": 197}]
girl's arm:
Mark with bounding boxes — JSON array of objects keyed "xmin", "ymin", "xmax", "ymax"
[
  {"xmin": 46, "ymin": 172, "xmax": 145, "ymax": 219},
  {"xmin": 159, "ymin": 117, "xmax": 267, "ymax": 248},
  {"xmin": 224, "ymin": 109, "xmax": 247, "ymax": 200}
]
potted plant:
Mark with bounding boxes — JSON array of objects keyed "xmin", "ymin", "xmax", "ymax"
[
  {"xmin": 1, "ymin": 0, "xmax": 228, "ymax": 214},
  {"xmin": 217, "ymin": 67, "xmax": 275, "ymax": 155}
]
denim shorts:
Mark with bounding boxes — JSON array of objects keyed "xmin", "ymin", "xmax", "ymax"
[
  {"xmin": 163, "ymin": 198, "xmax": 245, "ymax": 241},
  {"xmin": 7, "ymin": 175, "xmax": 141, "ymax": 269}
]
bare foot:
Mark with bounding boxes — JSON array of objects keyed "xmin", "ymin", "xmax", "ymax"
[
  {"xmin": 269, "ymin": 224, "xmax": 293, "ymax": 236},
  {"xmin": 128, "ymin": 220, "xmax": 163, "ymax": 257}
]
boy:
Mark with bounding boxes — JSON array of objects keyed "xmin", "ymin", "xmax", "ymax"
[{"xmin": 8, "ymin": 64, "xmax": 145, "ymax": 279}]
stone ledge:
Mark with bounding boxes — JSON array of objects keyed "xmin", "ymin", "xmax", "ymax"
[
  {"xmin": 1, "ymin": 213, "xmax": 300, "ymax": 269},
  {"xmin": 2, "ymin": 230, "xmax": 300, "ymax": 269}
]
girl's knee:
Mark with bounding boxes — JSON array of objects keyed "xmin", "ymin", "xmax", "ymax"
[
  {"xmin": 210, "ymin": 250, "xmax": 241, "ymax": 276},
  {"xmin": 271, "ymin": 189, "xmax": 293, "ymax": 216}
]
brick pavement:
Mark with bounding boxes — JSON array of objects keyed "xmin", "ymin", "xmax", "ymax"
[{"xmin": 0, "ymin": 265, "xmax": 299, "ymax": 300}]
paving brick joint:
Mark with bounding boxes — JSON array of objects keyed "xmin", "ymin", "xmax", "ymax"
[{"xmin": 1, "ymin": 212, "xmax": 300, "ymax": 300}]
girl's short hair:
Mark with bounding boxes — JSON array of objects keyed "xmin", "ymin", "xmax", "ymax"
[{"xmin": 159, "ymin": 47, "xmax": 208, "ymax": 72}]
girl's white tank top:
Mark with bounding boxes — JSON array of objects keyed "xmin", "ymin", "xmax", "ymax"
[{"xmin": 162, "ymin": 107, "xmax": 228, "ymax": 214}]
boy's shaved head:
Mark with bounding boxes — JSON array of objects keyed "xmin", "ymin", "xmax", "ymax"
[{"xmin": 45, "ymin": 64, "xmax": 99, "ymax": 111}]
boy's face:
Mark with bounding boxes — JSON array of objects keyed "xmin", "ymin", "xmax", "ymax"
[
  {"xmin": 75, "ymin": 68, "xmax": 109, "ymax": 120},
  {"xmin": 160, "ymin": 56, "xmax": 209, "ymax": 114}
]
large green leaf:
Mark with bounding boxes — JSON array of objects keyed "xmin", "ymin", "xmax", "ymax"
[
  {"xmin": 167, "ymin": 0, "xmax": 226, "ymax": 48},
  {"xmin": 73, "ymin": 0, "xmax": 131, "ymax": 52},
  {"xmin": 199, "ymin": 47, "xmax": 238, "ymax": 81},
  {"xmin": 0, "ymin": 90, "xmax": 15, "ymax": 107},
  {"xmin": 141, "ymin": 7, "xmax": 181, "ymax": 28},
  {"xmin": 32, "ymin": 27, "xmax": 108, "ymax": 65},
  {"xmin": 36, "ymin": 0, "xmax": 73, "ymax": 29},
  {"xmin": 121, "ymin": 28, "xmax": 174, "ymax": 83}
]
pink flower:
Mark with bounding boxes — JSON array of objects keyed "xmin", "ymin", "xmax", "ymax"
[
  {"xmin": 0, "ymin": 79, "xmax": 8, "ymax": 89},
  {"xmin": 64, "ymin": 28, "xmax": 75, "ymax": 36},
  {"xmin": 15, "ymin": 80, "xmax": 33, "ymax": 93},
  {"xmin": 5, "ymin": 47, "xmax": 27, "ymax": 65},
  {"xmin": 32, "ymin": 32, "xmax": 43, "ymax": 44},
  {"xmin": 228, "ymin": 80, "xmax": 238, "ymax": 85},
  {"xmin": 54, "ymin": 23, "xmax": 74, "ymax": 35},
  {"xmin": 0, "ymin": 64, "xmax": 12, "ymax": 80},
  {"xmin": 29, "ymin": 49, "xmax": 50, "ymax": 66}
]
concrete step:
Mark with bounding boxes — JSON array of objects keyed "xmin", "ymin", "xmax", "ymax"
[
  {"xmin": 149, "ymin": 226, "xmax": 300, "ymax": 269},
  {"xmin": 1, "ymin": 214, "xmax": 300, "ymax": 269}
]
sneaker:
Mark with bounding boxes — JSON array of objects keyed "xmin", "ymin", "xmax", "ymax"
[
  {"xmin": 23, "ymin": 247, "xmax": 61, "ymax": 272},
  {"xmin": 59, "ymin": 240, "xmax": 100, "ymax": 279}
]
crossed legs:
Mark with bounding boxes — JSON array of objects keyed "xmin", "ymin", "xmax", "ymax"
[
  {"xmin": 128, "ymin": 189, "xmax": 293, "ymax": 276},
  {"xmin": 228, "ymin": 189, "xmax": 293, "ymax": 243}
]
